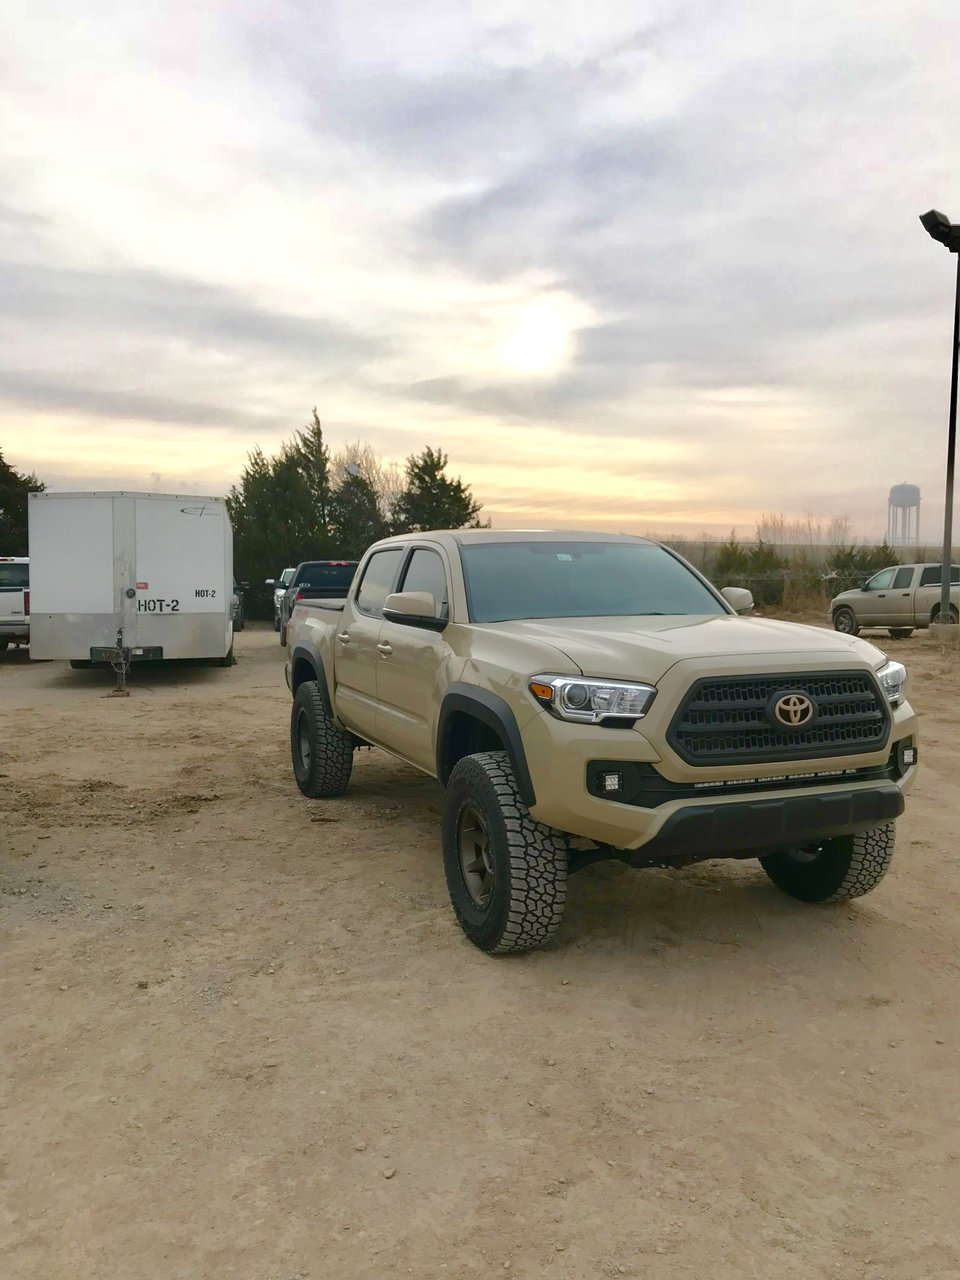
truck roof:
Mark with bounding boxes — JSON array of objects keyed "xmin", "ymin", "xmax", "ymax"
[{"xmin": 374, "ymin": 529, "xmax": 655, "ymax": 548}]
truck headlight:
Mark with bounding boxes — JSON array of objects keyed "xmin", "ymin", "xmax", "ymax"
[
  {"xmin": 529, "ymin": 674, "xmax": 657, "ymax": 724},
  {"xmin": 875, "ymin": 659, "xmax": 907, "ymax": 707}
]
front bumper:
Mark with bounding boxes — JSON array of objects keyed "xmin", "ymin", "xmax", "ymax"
[
  {"xmin": 619, "ymin": 784, "xmax": 903, "ymax": 865},
  {"xmin": 522, "ymin": 698, "xmax": 919, "ymax": 852}
]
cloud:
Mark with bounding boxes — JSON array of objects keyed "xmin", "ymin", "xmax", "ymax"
[{"xmin": 1, "ymin": 0, "xmax": 959, "ymax": 538}]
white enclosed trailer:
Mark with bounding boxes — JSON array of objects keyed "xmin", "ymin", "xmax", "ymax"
[{"xmin": 28, "ymin": 492, "xmax": 234, "ymax": 666}]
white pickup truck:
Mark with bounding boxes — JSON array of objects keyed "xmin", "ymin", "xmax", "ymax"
[
  {"xmin": 831, "ymin": 562, "xmax": 960, "ymax": 637},
  {"xmin": 283, "ymin": 530, "xmax": 918, "ymax": 955},
  {"xmin": 0, "ymin": 556, "xmax": 29, "ymax": 651}
]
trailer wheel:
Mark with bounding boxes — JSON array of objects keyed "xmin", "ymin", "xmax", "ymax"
[
  {"xmin": 291, "ymin": 681, "xmax": 353, "ymax": 798},
  {"xmin": 759, "ymin": 823, "xmax": 896, "ymax": 902}
]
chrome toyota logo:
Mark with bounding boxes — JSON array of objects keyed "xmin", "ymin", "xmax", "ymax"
[{"xmin": 774, "ymin": 693, "xmax": 815, "ymax": 727}]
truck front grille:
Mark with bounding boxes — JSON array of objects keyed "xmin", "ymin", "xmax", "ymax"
[{"xmin": 667, "ymin": 671, "xmax": 890, "ymax": 765}]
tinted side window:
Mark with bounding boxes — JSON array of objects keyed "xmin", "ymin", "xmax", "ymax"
[
  {"xmin": 866, "ymin": 569, "xmax": 895, "ymax": 590},
  {"xmin": 355, "ymin": 549, "xmax": 404, "ymax": 617},
  {"xmin": 919, "ymin": 565, "xmax": 960, "ymax": 587},
  {"xmin": 400, "ymin": 549, "xmax": 449, "ymax": 619},
  {"xmin": 893, "ymin": 568, "xmax": 914, "ymax": 589}
]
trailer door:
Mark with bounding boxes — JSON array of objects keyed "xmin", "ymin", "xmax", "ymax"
[{"xmin": 132, "ymin": 498, "xmax": 230, "ymax": 651}]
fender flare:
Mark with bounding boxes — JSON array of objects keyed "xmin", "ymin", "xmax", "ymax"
[
  {"xmin": 437, "ymin": 684, "xmax": 536, "ymax": 808},
  {"xmin": 290, "ymin": 641, "xmax": 333, "ymax": 717}
]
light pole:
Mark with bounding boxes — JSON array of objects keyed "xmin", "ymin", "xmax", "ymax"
[{"xmin": 919, "ymin": 209, "xmax": 960, "ymax": 626}]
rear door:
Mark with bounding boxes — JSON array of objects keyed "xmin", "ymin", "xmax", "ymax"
[
  {"xmin": 132, "ymin": 499, "xmax": 230, "ymax": 650},
  {"xmin": 332, "ymin": 547, "xmax": 405, "ymax": 739},
  {"xmin": 376, "ymin": 546, "xmax": 452, "ymax": 770}
]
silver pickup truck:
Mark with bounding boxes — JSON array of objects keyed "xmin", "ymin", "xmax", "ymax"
[{"xmin": 831, "ymin": 562, "xmax": 960, "ymax": 637}]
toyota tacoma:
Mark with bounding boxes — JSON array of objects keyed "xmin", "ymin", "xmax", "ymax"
[{"xmin": 284, "ymin": 531, "xmax": 918, "ymax": 954}]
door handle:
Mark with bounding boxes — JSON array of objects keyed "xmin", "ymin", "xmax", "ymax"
[
  {"xmin": 337, "ymin": 632, "xmax": 350, "ymax": 644},
  {"xmin": 877, "ymin": 593, "xmax": 886, "ymax": 598},
  {"xmin": 377, "ymin": 642, "xmax": 393, "ymax": 655}
]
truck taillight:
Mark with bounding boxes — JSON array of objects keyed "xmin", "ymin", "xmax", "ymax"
[{"xmin": 24, "ymin": 589, "xmax": 30, "ymax": 616}]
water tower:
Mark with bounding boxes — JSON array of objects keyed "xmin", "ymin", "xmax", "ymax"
[{"xmin": 887, "ymin": 484, "xmax": 921, "ymax": 547}]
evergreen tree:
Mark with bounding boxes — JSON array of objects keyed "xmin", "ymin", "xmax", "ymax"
[
  {"xmin": 0, "ymin": 449, "xmax": 44, "ymax": 554},
  {"xmin": 328, "ymin": 471, "xmax": 386, "ymax": 558},
  {"xmin": 393, "ymin": 446, "xmax": 485, "ymax": 533}
]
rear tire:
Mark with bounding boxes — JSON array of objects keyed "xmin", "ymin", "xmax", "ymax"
[
  {"xmin": 280, "ymin": 622, "xmax": 288, "ymax": 647},
  {"xmin": 932, "ymin": 605, "xmax": 959, "ymax": 625},
  {"xmin": 217, "ymin": 647, "xmax": 235, "ymax": 668},
  {"xmin": 888, "ymin": 628, "xmax": 913, "ymax": 639},
  {"xmin": 69, "ymin": 659, "xmax": 93, "ymax": 669},
  {"xmin": 274, "ymin": 616, "xmax": 281, "ymax": 632},
  {"xmin": 760, "ymin": 823, "xmax": 896, "ymax": 903},
  {"xmin": 0, "ymin": 641, "xmax": 9, "ymax": 652},
  {"xmin": 442, "ymin": 751, "xmax": 567, "ymax": 954},
  {"xmin": 290, "ymin": 681, "xmax": 354, "ymax": 798},
  {"xmin": 833, "ymin": 607, "xmax": 859, "ymax": 636}
]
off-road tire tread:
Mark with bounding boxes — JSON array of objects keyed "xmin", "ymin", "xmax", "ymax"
[
  {"xmin": 823, "ymin": 823, "xmax": 896, "ymax": 901},
  {"xmin": 291, "ymin": 680, "xmax": 353, "ymax": 798},
  {"xmin": 761, "ymin": 822, "xmax": 895, "ymax": 903},
  {"xmin": 444, "ymin": 751, "xmax": 567, "ymax": 954}
]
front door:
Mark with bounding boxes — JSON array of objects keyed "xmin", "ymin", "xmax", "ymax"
[{"xmin": 858, "ymin": 567, "xmax": 897, "ymax": 626}]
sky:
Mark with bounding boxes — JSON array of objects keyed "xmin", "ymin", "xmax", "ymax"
[{"xmin": 2, "ymin": 0, "xmax": 959, "ymax": 540}]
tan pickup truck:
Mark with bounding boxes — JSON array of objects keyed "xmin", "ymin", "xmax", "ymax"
[
  {"xmin": 831, "ymin": 562, "xmax": 960, "ymax": 637},
  {"xmin": 285, "ymin": 531, "xmax": 918, "ymax": 954}
]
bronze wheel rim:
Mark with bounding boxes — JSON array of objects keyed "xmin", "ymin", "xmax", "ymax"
[{"xmin": 458, "ymin": 804, "xmax": 494, "ymax": 906}]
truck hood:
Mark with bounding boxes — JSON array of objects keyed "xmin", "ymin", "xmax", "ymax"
[{"xmin": 488, "ymin": 614, "xmax": 884, "ymax": 683}]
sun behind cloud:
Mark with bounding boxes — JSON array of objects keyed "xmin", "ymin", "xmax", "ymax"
[{"xmin": 494, "ymin": 292, "xmax": 587, "ymax": 378}]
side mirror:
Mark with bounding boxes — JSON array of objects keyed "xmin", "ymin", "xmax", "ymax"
[
  {"xmin": 721, "ymin": 586, "xmax": 754, "ymax": 615},
  {"xmin": 382, "ymin": 591, "xmax": 447, "ymax": 632},
  {"xmin": 264, "ymin": 578, "xmax": 275, "ymax": 587}
]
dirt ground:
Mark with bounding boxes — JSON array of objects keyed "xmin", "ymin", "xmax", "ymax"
[{"xmin": 2, "ymin": 624, "xmax": 959, "ymax": 1280}]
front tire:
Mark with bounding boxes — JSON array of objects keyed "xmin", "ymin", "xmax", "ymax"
[
  {"xmin": 442, "ymin": 751, "xmax": 567, "ymax": 954},
  {"xmin": 280, "ymin": 622, "xmax": 288, "ymax": 647},
  {"xmin": 290, "ymin": 681, "xmax": 353, "ymax": 798},
  {"xmin": 274, "ymin": 616, "xmax": 281, "ymax": 632},
  {"xmin": 833, "ymin": 607, "xmax": 859, "ymax": 636},
  {"xmin": 760, "ymin": 823, "xmax": 896, "ymax": 903}
]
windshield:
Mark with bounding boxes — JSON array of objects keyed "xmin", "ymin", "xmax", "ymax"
[
  {"xmin": 460, "ymin": 542, "xmax": 726, "ymax": 623},
  {"xmin": 0, "ymin": 563, "xmax": 28, "ymax": 589},
  {"xmin": 295, "ymin": 562, "xmax": 357, "ymax": 590}
]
